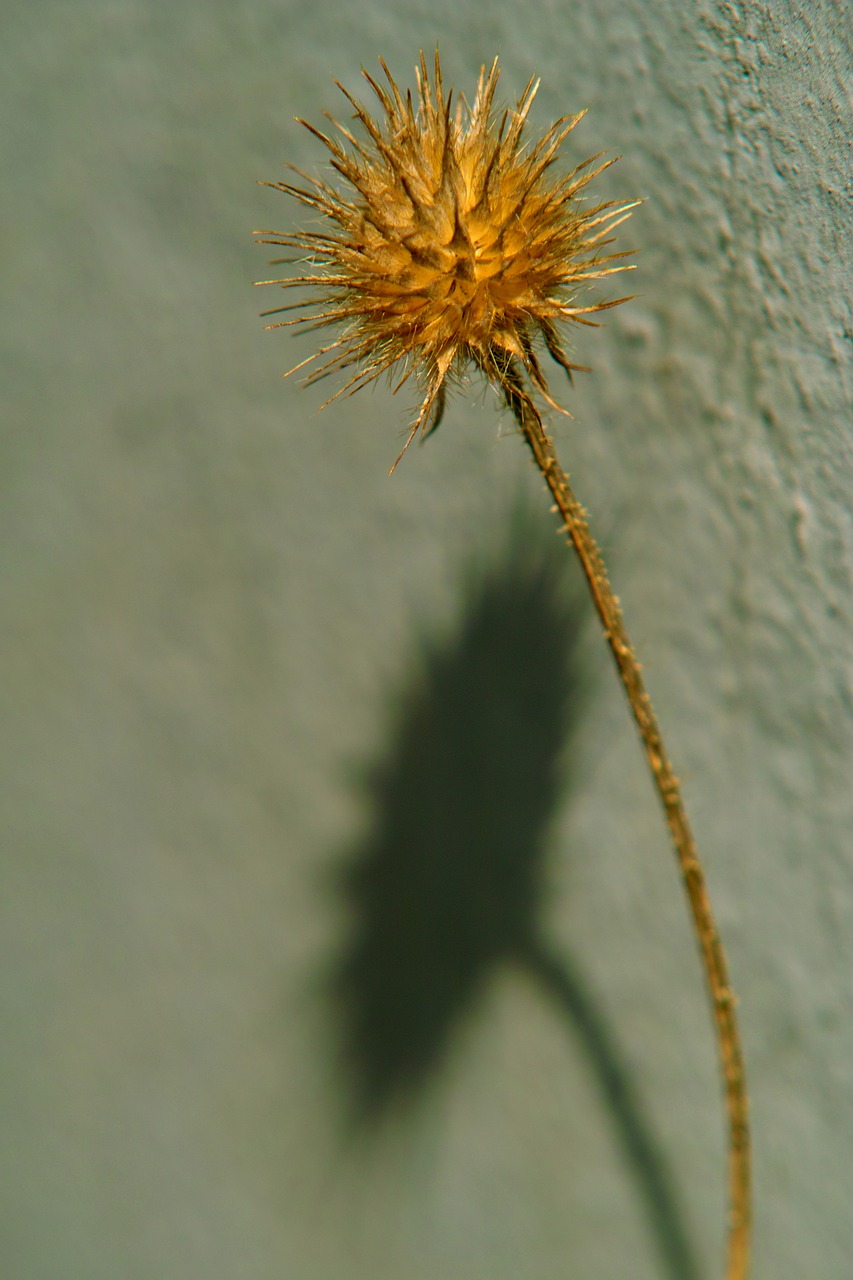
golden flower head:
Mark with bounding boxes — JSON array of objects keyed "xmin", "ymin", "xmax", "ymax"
[{"xmin": 256, "ymin": 51, "xmax": 636, "ymax": 469}]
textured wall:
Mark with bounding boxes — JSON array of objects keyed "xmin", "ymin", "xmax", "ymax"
[{"xmin": 2, "ymin": 2, "xmax": 851, "ymax": 1278}]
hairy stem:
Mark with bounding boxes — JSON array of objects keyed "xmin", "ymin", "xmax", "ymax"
[{"xmin": 505, "ymin": 374, "xmax": 750, "ymax": 1280}]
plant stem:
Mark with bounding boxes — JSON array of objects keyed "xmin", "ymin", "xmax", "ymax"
[{"xmin": 508, "ymin": 384, "xmax": 751, "ymax": 1280}]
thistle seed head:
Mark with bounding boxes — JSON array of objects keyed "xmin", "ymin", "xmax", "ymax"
[{"xmin": 256, "ymin": 51, "xmax": 636, "ymax": 468}]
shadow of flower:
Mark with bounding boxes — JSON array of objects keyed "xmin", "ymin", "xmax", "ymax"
[{"xmin": 328, "ymin": 505, "xmax": 700, "ymax": 1280}]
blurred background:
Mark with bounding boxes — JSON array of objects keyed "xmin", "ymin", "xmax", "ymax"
[{"xmin": 2, "ymin": 2, "xmax": 851, "ymax": 1277}]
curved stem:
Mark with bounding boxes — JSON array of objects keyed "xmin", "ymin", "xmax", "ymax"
[{"xmin": 506, "ymin": 379, "xmax": 750, "ymax": 1280}]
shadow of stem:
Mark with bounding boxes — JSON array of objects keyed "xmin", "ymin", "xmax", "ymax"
[{"xmin": 522, "ymin": 936, "xmax": 701, "ymax": 1280}]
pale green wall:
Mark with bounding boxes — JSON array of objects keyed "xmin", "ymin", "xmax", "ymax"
[{"xmin": 2, "ymin": 2, "xmax": 851, "ymax": 1278}]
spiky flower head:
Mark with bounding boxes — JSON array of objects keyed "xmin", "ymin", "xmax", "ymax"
[{"xmin": 256, "ymin": 51, "xmax": 636, "ymax": 468}]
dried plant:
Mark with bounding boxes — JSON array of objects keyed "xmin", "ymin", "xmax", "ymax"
[{"xmin": 255, "ymin": 51, "xmax": 750, "ymax": 1280}]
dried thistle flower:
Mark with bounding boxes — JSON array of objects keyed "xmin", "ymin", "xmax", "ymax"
[
  {"xmin": 255, "ymin": 53, "xmax": 751, "ymax": 1280},
  {"xmin": 254, "ymin": 51, "xmax": 636, "ymax": 469}
]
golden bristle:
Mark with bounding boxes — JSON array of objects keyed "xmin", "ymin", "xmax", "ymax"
[{"xmin": 256, "ymin": 51, "xmax": 637, "ymax": 467}]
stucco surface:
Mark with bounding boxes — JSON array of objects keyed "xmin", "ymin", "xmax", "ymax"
[{"xmin": 1, "ymin": 2, "xmax": 851, "ymax": 1278}]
